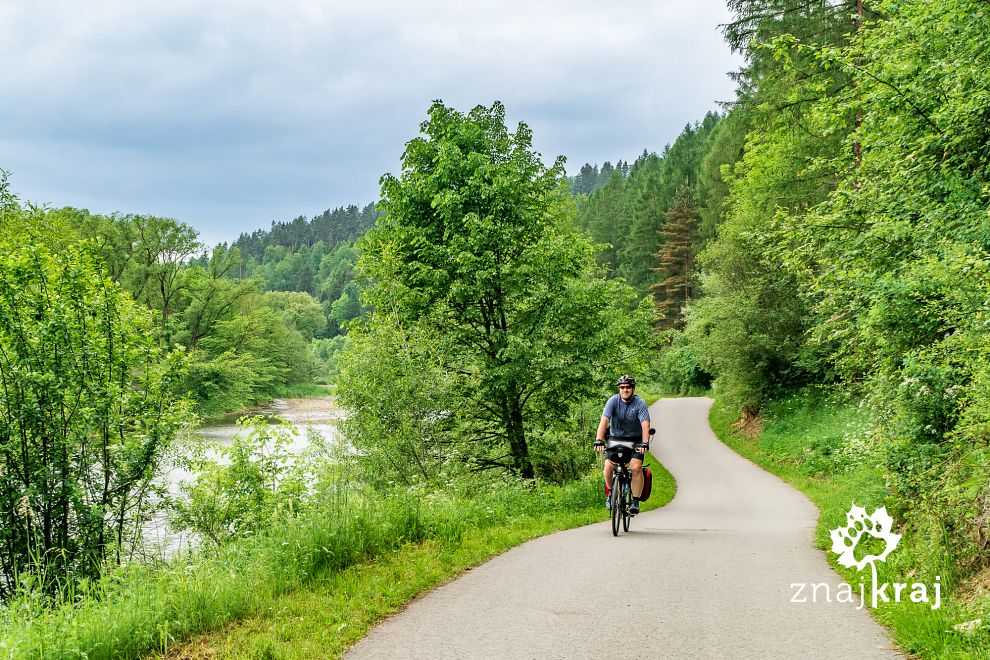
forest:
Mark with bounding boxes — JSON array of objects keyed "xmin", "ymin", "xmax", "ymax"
[{"xmin": 574, "ymin": 0, "xmax": 990, "ymax": 609}]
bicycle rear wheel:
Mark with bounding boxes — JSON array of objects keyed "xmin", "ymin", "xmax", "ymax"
[{"xmin": 610, "ymin": 474, "xmax": 621, "ymax": 536}]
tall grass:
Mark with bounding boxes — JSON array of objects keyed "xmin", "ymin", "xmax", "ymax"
[
  {"xmin": 1, "ymin": 468, "xmax": 673, "ymax": 658},
  {"xmin": 711, "ymin": 389, "xmax": 990, "ymax": 658}
]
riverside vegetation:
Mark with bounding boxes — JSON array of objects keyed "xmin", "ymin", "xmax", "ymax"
[{"xmin": 0, "ymin": 418, "xmax": 673, "ymax": 657}]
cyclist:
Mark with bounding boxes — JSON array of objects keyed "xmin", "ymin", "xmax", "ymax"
[{"xmin": 593, "ymin": 375, "xmax": 651, "ymax": 514}]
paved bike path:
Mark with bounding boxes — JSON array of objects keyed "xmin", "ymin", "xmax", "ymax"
[{"xmin": 346, "ymin": 397, "xmax": 901, "ymax": 659}]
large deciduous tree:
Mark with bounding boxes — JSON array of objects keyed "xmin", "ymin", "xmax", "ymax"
[{"xmin": 349, "ymin": 101, "xmax": 653, "ymax": 480}]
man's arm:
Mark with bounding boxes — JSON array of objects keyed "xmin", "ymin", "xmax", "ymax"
[
  {"xmin": 596, "ymin": 416, "xmax": 610, "ymax": 441},
  {"xmin": 595, "ymin": 416, "xmax": 609, "ymax": 452},
  {"xmin": 640, "ymin": 419, "xmax": 651, "ymax": 445}
]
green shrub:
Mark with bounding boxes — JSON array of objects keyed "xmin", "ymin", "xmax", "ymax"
[{"xmin": 169, "ymin": 418, "xmax": 310, "ymax": 547}]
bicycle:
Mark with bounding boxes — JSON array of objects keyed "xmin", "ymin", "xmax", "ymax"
[{"xmin": 601, "ymin": 428, "xmax": 655, "ymax": 537}]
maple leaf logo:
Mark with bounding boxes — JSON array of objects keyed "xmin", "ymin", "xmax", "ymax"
[{"xmin": 829, "ymin": 504, "xmax": 901, "ymax": 572}]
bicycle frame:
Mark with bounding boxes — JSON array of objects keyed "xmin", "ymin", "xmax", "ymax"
[{"xmin": 610, "ymin": 460, "xmax": 633, "ymax": 536}]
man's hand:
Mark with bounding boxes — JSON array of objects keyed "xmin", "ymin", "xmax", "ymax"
[{"xmin": 594, "ymin": 439, "xmax": 605, "ymax": 453}]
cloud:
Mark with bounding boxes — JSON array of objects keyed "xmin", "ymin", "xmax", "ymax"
[{"xmin": 1, "ymin": 0, "xmax": 743, "ymax": 245}]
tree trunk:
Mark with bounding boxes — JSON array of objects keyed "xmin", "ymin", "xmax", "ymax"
[{"xmin": 503, "ymin": 387, "xmax": 534, "ymax": 479}]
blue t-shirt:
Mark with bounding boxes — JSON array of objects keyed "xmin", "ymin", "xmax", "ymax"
[{"xmin": 602, "ymin": 394, "xmax": 650, "ymax": 440}]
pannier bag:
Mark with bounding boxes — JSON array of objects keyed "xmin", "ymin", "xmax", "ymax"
[{"xmin": 640, "ymin": 466, "xmax": 653, "ymax": 502}]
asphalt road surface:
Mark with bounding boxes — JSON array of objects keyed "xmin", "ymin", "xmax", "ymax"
[{"xmin": 346, "ymin": 397, "xmax": 902, "ymax": 659}]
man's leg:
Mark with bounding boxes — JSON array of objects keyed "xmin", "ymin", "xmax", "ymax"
[
  {"xmin": 630, "ymin": 458, "xmax": 644, "ymax": 498},
  {"xmin": 602, "ymin": 460, "xmax": 616, "ymax": 509}
]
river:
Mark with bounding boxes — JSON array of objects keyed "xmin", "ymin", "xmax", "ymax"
[{"xmin": 140, "ymin": 396, "xmax": 344, "ymax": 559}]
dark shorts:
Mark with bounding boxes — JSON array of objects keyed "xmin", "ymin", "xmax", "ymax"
[{"xmin": 605, "ymin": 440, "xmax": 644, "ymax": 466}]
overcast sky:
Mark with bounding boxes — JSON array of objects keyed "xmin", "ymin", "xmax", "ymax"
[{"xmin": 1, "ymin": 0, "xmax": 743, "ymax": 247}]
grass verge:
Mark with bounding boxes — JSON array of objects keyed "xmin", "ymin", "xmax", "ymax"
[
  {"xmin": 1, "ymin": 460, "xmax": 674, "ymax": 659},
  {"xmin": 710, "ymin": 389, "xmax": 990, "ymax": 658}
]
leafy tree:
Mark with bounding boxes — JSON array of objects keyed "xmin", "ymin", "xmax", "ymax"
[
  {"xmin": 317, "ymin": 243, "xmax": 359, "ymax": 304},
  {"xmin": 185, "ymin": 305, "xmax": 315, "ymax": 417},
  {"xmin": 0, "ymin": 196, "xmax": 188, "ymax": 596},
  {"xmin": 122, "ymin": 216, "xmax": 201, "ymax": 342},
  {"xmin": 311, "ymin": 335, "xmax": 348, "ymax": 382},
  {"xmin": 353, "ymin": 101, "xmax": 655, "ymax": 479},
  {"xmin": 327, "ymin": 281, "xmax": 363, "ymax": 336},
  {"xmin": 262, "ymin": 291, "xmax": 327, "ymax": 341},
  {"xmin": 770, "ymin": 0, "xmax": 990, "ymax": 547},
  {"xmin": 177, "ymin": 246, "xmax": 256, "ymax": 349},
  {"xmin": 689, "ymin": 120, "xmax": 827, "ymax": 413},
  {"xmin": 296, "ymin": 263, "xmax": 315, "ymax": 295},
  {"xmin": 337, "ymin": 318, "xmax": 455, "ymax": 486}
]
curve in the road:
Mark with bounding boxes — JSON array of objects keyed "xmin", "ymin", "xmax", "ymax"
[{"xmin": 346, "ymin": 397, "xmax": 901, "ymax": 659}]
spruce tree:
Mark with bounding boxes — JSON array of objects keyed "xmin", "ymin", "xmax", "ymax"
[{"xmin": 651, "ymin": 187, "xmax": 698, "ymax": 330}]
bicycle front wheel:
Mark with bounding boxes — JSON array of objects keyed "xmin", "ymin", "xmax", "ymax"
[
  {"xmin": 610, "ymin": 474, "xmax": 621, "ymax": 536},
  {"xmin": 622, "ymin": 481, "xmax": 631, "ymax": 531}
]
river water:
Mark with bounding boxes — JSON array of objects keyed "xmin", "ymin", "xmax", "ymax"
[{"xmin": 140, "ymin": 396, "xmax": 344, "ymax": 559}]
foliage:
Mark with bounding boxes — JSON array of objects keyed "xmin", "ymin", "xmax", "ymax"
[
  {"xmin": 311, "ymin": 335, "xmax": 347, "ymax": 383},
  {"xmin": 336, "ymin": 317, "xmax": 456, "ymax": 487},
  {"xmin": 758, "ymin": 0, "xmax": 990, "ymax": 566},
  {"xmin": 262, "ymin": 291, "xmax": 327, "ymax": 341},
  {"xmin": 655, "ymin": 330, "xmax": 713, "ymax": 396},
  {"xmin": 575, "ymin": 115, "xmax": 722, "ymax": 294},
  {"xmin": 184, "ymin": 306, "xmax": 315, "ymax": 418},
  {"xmin": 173, "ymin": 245, "xmax": 257, "ymax": 350},
  {"xmin": 60, "ymin": 191, "xmax": 376, "ymax": 414},
  {"xmin": 0, "ymin": 198, "xmax": 189, "ymax": 598},
  {"xmin": 352, "ymin": 100, "xmax": 656, "ymax": 479},
  {"xmin": 680, "ymin": 0, "xmax": 990, "ymax": 609},
  {"xmin": 685, "ymin": 0, "xmax": 856, "ymax": 411},
  {"xmin": 232, "ymin": 204, "xmax": 378, "ymax": 261},
  {"xmin": 567, "ymin": 159, "xmax": 630, "ymax": 197},
  {"xmin": 170, "ymin": 418, "xmax": 310, "ymax": 547},
  {"xmin": 118, "ymin": 215, "xmax": 201, "ymax": 343}
]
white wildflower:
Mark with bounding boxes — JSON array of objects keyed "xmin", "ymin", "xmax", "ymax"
[
  {"xmin": 16, "ymin": 495, "xmax": 34, "ymax": 521},
  {"xmin": 953, "ymin": 619, "xmax": 982, "ymax": 635}
]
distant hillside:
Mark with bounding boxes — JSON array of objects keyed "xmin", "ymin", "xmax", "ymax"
[
  {"xmin": 232, "ymin": 203, "xmax": 379, "ymax": 259},
  {"xmin": 566, "ymin": 159, "xmax": 632, "ymax": 196}
]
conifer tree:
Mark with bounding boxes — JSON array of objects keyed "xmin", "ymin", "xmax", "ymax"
[{"xmin": 651, "ymin": 188, "xmax": 698, "ymax": 330}]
